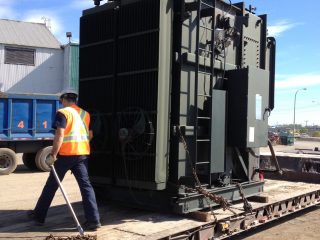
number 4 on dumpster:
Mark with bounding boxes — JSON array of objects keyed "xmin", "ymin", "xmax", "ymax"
[{"xmin": 18, "ymin": 121, "xmax": 24, "ymax": 129}]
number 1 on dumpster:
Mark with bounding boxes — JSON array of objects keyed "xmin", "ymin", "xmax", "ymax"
[{"xmin": 43, "ymin": 120, "xmax": 47, "ymax": 129}]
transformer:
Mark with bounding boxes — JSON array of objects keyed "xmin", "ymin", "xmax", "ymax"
[{"xmin": 79, "ymin": 0, "xmax": 276, "ymax": 213}]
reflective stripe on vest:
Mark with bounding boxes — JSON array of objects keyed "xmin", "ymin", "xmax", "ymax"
[
  {"xmin": 63, "ymin": 135, "xmax": 89, "ymax": 142},
  {"xmin": 79, "ymin": 109, "xmax": 89, "ymax": 135},
  {"xmin": 58, "ymin": 106, "xmax": 90, "ymax": 155},
  {"xmin": 63, "ymin": 107, "xmax": 88, "ymax": 142}
]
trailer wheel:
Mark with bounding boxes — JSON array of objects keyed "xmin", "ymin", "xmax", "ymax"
[
  {"xmin": 0, "ymin": 148, "xmax": 17, "ymax": 175},
  {"xmin": 22, "ymin": 153, "xmax": 38, "ymax": 170},
  {"xmin": 35, "ymin": 146, "xmax": 53, "ymax": 172}
]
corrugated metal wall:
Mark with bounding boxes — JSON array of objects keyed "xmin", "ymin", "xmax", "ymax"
[
  {"xmin": 79, "ymin": 0, "xmax": 160, "ymax": 186},
  {"xmin": 79, "ymin": 0, "xmax": 172, "ymax": 190},
  {"xmin": 0, "ymin": 44, "xmax": 64, "ymax": 94}
]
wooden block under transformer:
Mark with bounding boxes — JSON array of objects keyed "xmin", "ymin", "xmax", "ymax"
[
  {"xmin": 248, "ymin": 194, "xmax": 269, "ymax": 203},
  {"xmin": 188, "ymin": 211, "xmax": 216, "ymax": 222}
]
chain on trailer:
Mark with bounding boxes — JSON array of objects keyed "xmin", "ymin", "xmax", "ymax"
[
  {"xmin": 177, "ymin": 126, "xmax": 238, "ymax": 217},
  {"xmin": 45, "ymin": 234, "xmax": 97, "ymax": 240},
  {"xmin": 235, "ymin": 182, "xmax": 253, "ymax": 214},
  {"xmin": 177, "ymin": 126, "xmax": 256, "ymax": 217}
]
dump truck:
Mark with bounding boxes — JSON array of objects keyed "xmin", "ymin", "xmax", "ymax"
[
  {"xmin": 0, "ymin": 93, "xmax": 60, "ymax": 174},
  {"xmin": 1, "ymin": 1, "xmax": 319, "ymax": 239}
]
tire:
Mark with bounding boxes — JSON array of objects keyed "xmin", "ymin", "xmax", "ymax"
[
  {"xmin": 0, "ymin": 148, "xmax": 17, "ymax": 175},
  {"xmin": 35, "ymin": 146, "xmax": 53, "ymax": 172},
  {"xmin": 22, "ymin": 153, "xmax": 38, "ymax": 170}
]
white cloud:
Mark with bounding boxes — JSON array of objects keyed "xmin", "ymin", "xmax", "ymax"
[
  {"xmin": 72, "ymin": 38, "xmax": 80, "ymax": 44},
  {"xmin": 275, "ymin": 73, "xmax": 320, "ymax": 89},
  {"xmin": 0, "ymin": 1, "xmax": 17, "ymax": 19},
  {"xmin": 23, "ymin": 10, "xmax": 63, "ymax": 36},
  {"xmin": 0, "ymin": 8, "xmax": 16, "ymax": 19},
  {"xmin": 269, "ymin": 73, "xmax": 320, "ymax": 125},
  {"xmin": 69, "ymin": 0, "xmax": 94, "ymax": 9},
  {"xmin": 268, "ymin": 20, "xmax": 299, "ymax": 37},
  {"xmin": 0, "ymin": 0, "xmax": 12, "ymax": 6}
]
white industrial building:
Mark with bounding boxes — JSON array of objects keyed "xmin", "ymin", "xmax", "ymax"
[{"xmin": 0, "ymin": 19, "xmax": 78, "ymax": 94}]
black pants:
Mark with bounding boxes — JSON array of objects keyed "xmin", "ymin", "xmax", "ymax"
[{"xmin": 34, "ymin": 155, "xmax": 100, "ymax": 223}]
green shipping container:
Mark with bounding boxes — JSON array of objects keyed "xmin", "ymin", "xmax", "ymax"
[{"xmin": 63, "ymin": 43, "xmax": 79, "ymax": 91}]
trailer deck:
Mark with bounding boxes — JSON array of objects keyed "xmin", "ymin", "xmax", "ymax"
[{"xmin": 1, "ymin": 158, "xmax": 320, "ymax": 240}]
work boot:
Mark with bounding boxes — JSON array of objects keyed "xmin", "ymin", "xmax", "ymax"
[
  {"xmin": 82, "ymin": 221, "xmax": 101, "ymax": 231},
  {"xmin": 27, "ymin": 210, "xmax": 44, "ymax": 226}
]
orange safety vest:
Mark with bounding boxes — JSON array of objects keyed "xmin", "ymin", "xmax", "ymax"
[{"xmin": 57, "ymin": 104, "xmax": 90, "ymax": 156}]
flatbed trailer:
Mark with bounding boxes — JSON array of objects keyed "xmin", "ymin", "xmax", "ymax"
[
  {"xmin": 260, "ymin": 150, "xmax": 320, "ymax": 184},
  {"xmin": 1, "ymin": 163, "xmax": 320, "ymax": 240}
]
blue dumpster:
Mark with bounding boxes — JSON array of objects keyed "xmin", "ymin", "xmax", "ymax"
[{"xmin": 0, "ymin": 93, "xmax": 60, "ymax": 174}]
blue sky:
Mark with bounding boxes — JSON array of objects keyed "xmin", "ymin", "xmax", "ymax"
[
  {"xmin": 246, "ymin": 0, "xmax": 320, "ymax": 126},
  {"xmin": 1, "ymin": 0, "xmax": 319, "ymax": 126}
]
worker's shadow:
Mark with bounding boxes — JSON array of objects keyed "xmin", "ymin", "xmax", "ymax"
[
  {"xmin": 13, "ymin": 163, "xmax": 41, "ymax": 174},
  {"xmin": 0, "ymin": 203, "xmax": 88, "ymax": 235},
  {"xmin": 0, "ymin": 200, "xmax": 183, "ymax": 237}
]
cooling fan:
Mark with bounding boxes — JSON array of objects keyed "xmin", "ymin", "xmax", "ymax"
[
  {"xmin": 89, "ymin": 110, "xmax": 110, "ymax": 151},
  {"xmin": 117, "ymin": 108, "xmax": 155, "ymax": 160}
]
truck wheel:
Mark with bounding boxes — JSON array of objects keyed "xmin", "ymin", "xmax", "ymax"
[
  {"xmin": 22, "ymin": 153, "xmax": 38, "ymax": 170},
  {"xmin": 35, "ymin": 146, "xmax": 53, "ymax": 172},
  {"xmin": 0, "ymin": 148, "xmax": 17, "ymax": 175}
]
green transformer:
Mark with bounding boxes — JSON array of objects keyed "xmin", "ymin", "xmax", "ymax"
[{"xmin": 79, "ymin": 0, "xmax": 276, "ymax": 213}]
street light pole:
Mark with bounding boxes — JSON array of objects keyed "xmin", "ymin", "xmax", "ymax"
[{"xmin": 293, "ymin": 88, "xmax": 307, "ymax": 143}]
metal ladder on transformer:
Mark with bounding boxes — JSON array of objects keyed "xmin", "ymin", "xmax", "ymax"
[{"xmin": 186, "ymin": 0, "xmax": 216, "ymax": 186}]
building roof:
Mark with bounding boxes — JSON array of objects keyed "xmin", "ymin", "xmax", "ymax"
[{"xmin": 0, "ymin": 19, "xmax": 61, "ymax": 49}]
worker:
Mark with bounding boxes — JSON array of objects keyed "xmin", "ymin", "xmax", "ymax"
[{"xmin": 27, "ymin": 89, "xmax": 101, "ymax": 230}]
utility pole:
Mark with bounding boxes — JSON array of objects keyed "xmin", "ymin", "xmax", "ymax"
[{"xmin": 293, "ymin": 88, "xmax": 307, "ymax": 143}]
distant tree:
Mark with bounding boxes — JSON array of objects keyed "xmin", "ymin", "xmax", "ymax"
[
  {"xmin": 313, "ymin": 131, "xmax": 320, "ymax": 137},
  {"xmin": 299, "ymin": 128, "xmax": 308, "ymax": 134}
]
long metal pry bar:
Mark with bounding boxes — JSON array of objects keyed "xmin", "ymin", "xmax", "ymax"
[{"xmin": 51, "ymin": 165, "xmax": 85, "ymax": 236}]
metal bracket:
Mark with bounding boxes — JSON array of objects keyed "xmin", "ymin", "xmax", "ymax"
[
  {"xmin": 238, "ymin": 15, "xmax": 249, "ymax": 27},
  {"xmin": 235, "ymin": 147, "xmax": 248, "ymax": 176},
  {"xmin": 179, "ymin": 125, "xmax": 195, "ymax": 136}
]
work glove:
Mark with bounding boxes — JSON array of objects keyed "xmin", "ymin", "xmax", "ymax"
[{"xmin": 46, "ymin": 154, "xmax": 57, "ymax": 166}]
